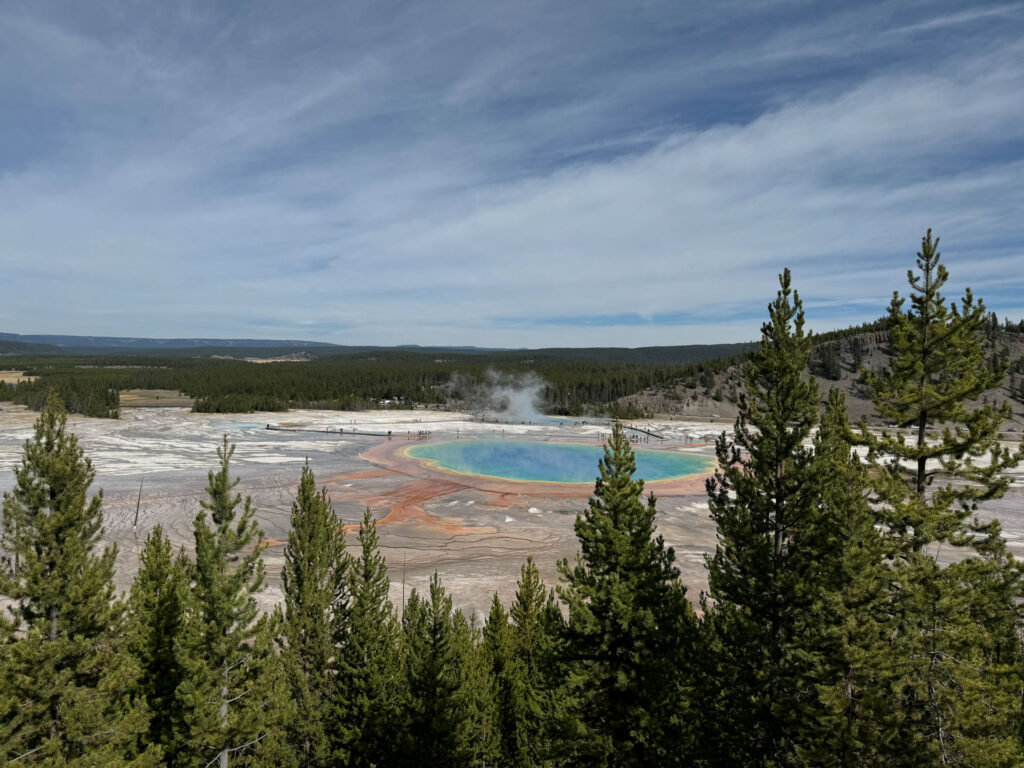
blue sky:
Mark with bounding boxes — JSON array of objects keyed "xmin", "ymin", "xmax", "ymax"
[{"xmin": 1, "ymin": 1, "xmax": 1023, "ymax": 346}]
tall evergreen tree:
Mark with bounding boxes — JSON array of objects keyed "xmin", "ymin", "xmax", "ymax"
[
  {"xmin": 457, "ymin": 609, "xmax": 501, "ymax": 767},
  {"xmin": 483, "ymin": 593, "xmax": 530, "ymax": 768},
  {"xmin": 0, "ymin": 590, "xmax": 16, "ymax": 760},
  {"xmin": 860, "ymin": 229, "xmax": 1023, "ymax": 546},
  {"xmin": 175, "ymin": 436, "xmax": 293, "ymax": 768},
  {"xmin": 538, "ymin": 585, "xmax": 575, "ymax": 766},
  {"xmin": 939, "ymin": 525, "xmax": 1024, "ymax": 763},
  {"xmin": 702, "ymin": 269, "xmax": 824, "ymax": 767},
  {"xmin": 333, "ymin": 508, "xmax": 406, "ymax": 767},
  {"xmin": 483, "ymin": 560, "xmax": 565, "ymax": 768},
  {"xmin": 280, "ymin": 462, "xmax": 349, "ymax": 766},
  {"xmin": 855, "ymin": 231, "xmax": 1024, "ymax": 764},
  {"xmin": 401, "ymin": 573, "xmax": 495, "ymax": 767},
  {"xmin": 557, "ymin": 421, "xmax": 699, "ymax": 768},
  {"xmin": 796, "ymin": 390, "xmax": 889, "ymax": 766},
  {"xmin": 0, "ymin": 392, "xmax": 159, "ymax": 766},
  {"xmin": 510, "ymin": 558, "xmax": 562, "ymax": 767},
  {"xmin": 127, "ymin": 524, "xmax": 190, "ymax": 764}
]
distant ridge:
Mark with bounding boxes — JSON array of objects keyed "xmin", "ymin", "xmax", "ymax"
[
  {"xmin": 526, "ymin": 343, "xmax": 757, "ymax": 364},
  {"xmin": 394, "ymin": 344, "xmax": 515, "ymax": 352},
  {"xmin": 0, "ymin": 338, "xmax": 63, "ymax": 354},
  {"xmin": 0, "ymin": 332, "xmax": 756, "ymax": 364},
  {"xmin": 0, "ymin": 332, "xmax": 338, "ymax": 350}
]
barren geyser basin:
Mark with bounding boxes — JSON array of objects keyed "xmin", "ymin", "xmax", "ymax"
[
  {"xmin": 0, "ymin": 405, "xmax": 734, "ymax": 616},
  {"xmin": 1, "ymin": 404, "xmax": 1020, "ymax": 620},
  {"xmin": 407, "ymin": 440, "xmax": 711, "ymax": 484}
]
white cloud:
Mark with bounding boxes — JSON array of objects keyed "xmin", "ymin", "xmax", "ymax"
[{"xmin": 0, "ymin": 2, "xmax": 1021, "ymax": 345}]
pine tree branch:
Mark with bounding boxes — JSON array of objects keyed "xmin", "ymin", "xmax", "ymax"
[
  {"xmin": 201, "ymin": 732, "xmax": 271, "ymax": 768},
  {"xmin": 8, "ymin": 743, "xmax": 47, "ymax": 763}
]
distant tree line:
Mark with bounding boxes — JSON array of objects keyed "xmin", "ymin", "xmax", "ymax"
[
  {"xmin": 0, "ymin": 353, "xmax": 717, "ymax": 419},
  {"xmin": 2, "ymin": 231, "xmax": 1024, "ymax": 766},
  {"xmin": 0, "ymin": 374, "xmax": 121, "ymax": 418}
]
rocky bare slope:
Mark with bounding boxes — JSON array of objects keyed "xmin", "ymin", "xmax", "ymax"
[{"xmin": 618, "ymin": 329, "xmax": 1024, "ymax": 433}]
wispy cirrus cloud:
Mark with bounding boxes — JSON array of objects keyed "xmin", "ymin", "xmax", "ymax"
[{"xmin": 0, "ymin": 1, "xmax": 1022, "ymax": 346}]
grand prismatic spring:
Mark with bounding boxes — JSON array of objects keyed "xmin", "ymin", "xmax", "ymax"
[{"xmin": 407, "ymin": 440, "xmax": 711, "ymax": 484}]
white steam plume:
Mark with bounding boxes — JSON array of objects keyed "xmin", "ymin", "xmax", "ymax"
[{"xmin": 450, "ymin": 370, "xmax": 550, "ymax": 422}]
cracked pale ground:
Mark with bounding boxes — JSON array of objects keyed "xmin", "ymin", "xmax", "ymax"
[{"xmin": 0, "ymin": 404, "xmax": 1020, "ymax": 619}]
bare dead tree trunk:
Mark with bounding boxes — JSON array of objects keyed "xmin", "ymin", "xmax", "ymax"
[
  {"xmin": 220, "ymin": 670, "xmax": 229, "ymax": 768},
  {"xmin": 916, "ymin": 256, "xmax": 932, "ymax": 498},
  {"xmin": 49, "ymin": 604, "xmax": 59, "ymax": 742}
]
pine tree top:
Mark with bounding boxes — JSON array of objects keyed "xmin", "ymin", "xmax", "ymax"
[
  {"xmin": 1, "ymin": 390, "xmax": 115, "ymax": 629},
  {"xmin": 282, "ymin": 461, "xmax": 349, "ymax": 643},
  {"xmin": 858, "ymin": 230, "xmax": 1024, "ymax": 534},
  {"xmin": 562, "ymin": 422, "xmax": 679, "ymax": 585},
  {"xmin": 190, "ymin": 435, "xmax": 267, "ymax": 655}
]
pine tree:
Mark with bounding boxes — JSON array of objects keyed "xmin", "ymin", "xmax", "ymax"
[
  {"xmin": 127, "ymin": 525, "xmax": 190, "ymax": 763},
  {"xmin": 557, "ymin": 421, "xmax": 699, "ymax": 767},
  {"xmin": 175, "ymin": 436, "xmax": 294, "ymax": 768},
  {"xmin": 0, "ymin": 594, "xmax": 16, "ymax": 759},
  {"xmin": 538, "ymin": 585, "xmax": 576, "ymax": 765},
  {"xmin": 484, "ymin": 593, "xmax": 530, "ymax": 767},
  {"xmin": 280, "ymin": 462, "xmax": 349, "ymax": 766},
  {"xmin": 861, "ymin": 229, "xmax": 1022, "ymax": 546},
  {"xmin": 939, "ymin": 527, "xmax": 1024, "ymax": 765},
  {"xmin": 702, "ymin": 269, "xmax": 824, "ymax": 767},
  {"xmin": 509, "ymin": 558, "xmax": 562, "ymax": 767},
  {"xmin": 483, "ymin": 563, "xmax": 565, "ymax": 767},
  {"xmin": 401, "ymin": 573, "xmax": 493, "ymax": 767},
  {"xmin": 796, "ymin": 390, "xmax": 890, "ymax": 766},
  {"xmin": 0, "ymin": 392, "xmax": 159, "ymax": 766},
  {"xmin": 855, "ymin": 231, "xmax": 1024, "ymax": 764},
  {"xmin": 456, "ymin": 610, "xmax": 500, "ymax": 767},
  {"xmin": 333, "ymin": 508, "xmax": 407, "ymax": 767}
]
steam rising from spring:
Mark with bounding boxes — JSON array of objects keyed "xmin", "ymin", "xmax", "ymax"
[{"xmin": 451, "ymin": 370, "xmax": 550, "ymax": 423}]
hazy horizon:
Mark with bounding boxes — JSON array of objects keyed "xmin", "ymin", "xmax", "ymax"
[{"xmin": 1, "ymin": 329, "xmax": 766, "ymax": 350}]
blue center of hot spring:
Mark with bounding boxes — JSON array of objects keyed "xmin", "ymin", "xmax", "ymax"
[{"xmin": 407, "ymin": 440, "xmax": 709, "ymax": 484}]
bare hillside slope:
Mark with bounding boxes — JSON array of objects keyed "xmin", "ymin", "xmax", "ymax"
[{"xmin": 618, "ymin": 328, "xmax": 1024, "ymax": 432}]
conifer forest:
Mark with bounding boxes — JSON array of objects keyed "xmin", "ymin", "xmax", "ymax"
[{"xmin": 2, "ymin": 234, "xmax": 1024, "ymax": 767}]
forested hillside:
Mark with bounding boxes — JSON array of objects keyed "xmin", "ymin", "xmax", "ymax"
[
  {"xmin": 0, "ymin": 348, "xmax": 749, "ymax": 419},
  {"xmin": 5, "ymin": 318, "xmax": 1022, "ymax": 427},
  {"xmin": 619, "ymin": 317, "xmax": 1024, "ymax": 430}
]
